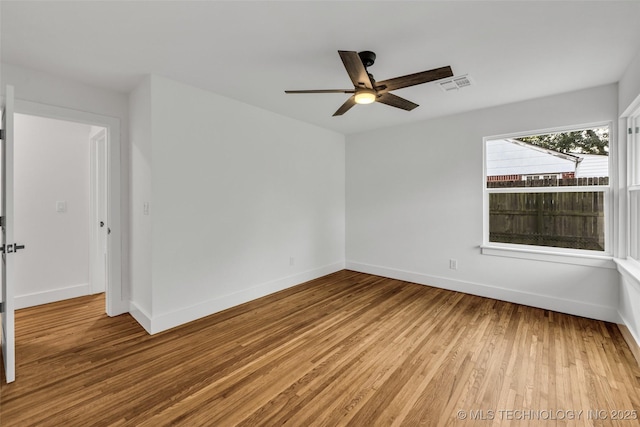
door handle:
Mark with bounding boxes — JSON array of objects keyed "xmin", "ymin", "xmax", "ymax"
[{"xmin": 1, "ymin": 244, "xmax": 25, "ymax": 253}]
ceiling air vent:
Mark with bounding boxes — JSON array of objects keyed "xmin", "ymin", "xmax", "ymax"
[{"xmin": 439, "ymin": 75, "xmax": 472, "ymax": 92}]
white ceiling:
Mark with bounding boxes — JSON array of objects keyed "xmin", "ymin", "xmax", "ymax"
[{"xmin": 2, "ymin": 1, "xmax": 640, "ymax": 135}]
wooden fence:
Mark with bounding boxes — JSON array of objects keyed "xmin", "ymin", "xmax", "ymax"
[{"xmin": 488, "ymin": 178, "xmax": 607, "ymax": 251}]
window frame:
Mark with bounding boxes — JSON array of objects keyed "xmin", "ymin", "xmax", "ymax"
[
  {"xmin": 481, "ymin": 122, "xmax": 615, "ymax": 267},
  {"xmin": 627, "ymin": 110, "xmax": 640, "ymax": 264}
]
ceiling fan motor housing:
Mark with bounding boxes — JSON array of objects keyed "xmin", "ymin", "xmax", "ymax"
[{"xmin": 358, "ymin": 51, "xmax": 376, "ymax": 68}]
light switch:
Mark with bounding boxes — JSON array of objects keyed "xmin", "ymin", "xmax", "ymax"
[
  {"xmin": 56, "ymin": 201, "xmax": 67, "ymax": 213},
  {"xmin": 143, "ymin": 202, "xmax": 150, "ymax": 216}
]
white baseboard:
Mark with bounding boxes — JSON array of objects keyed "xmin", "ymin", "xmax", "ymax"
[
  {"xmin": 129, "ymin": 301, "xmax": 152, "ymax": 334},
  {"xmin": 346, "ymin": 261, "xmax": 621, "ymax": 323},
  {"xmin": 137, "ymin": 261, "xmax": 345, "ymax": 335},
  {"xmin": 15, "ymin": 283, "xmax": 91, "ymax": 310},
  {"xmin": 618, "ymin": 322, "xmax": 640, "ymax": 367}
]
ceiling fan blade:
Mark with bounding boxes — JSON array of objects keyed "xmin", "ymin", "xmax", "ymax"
[
  {"xmin": 333, "ymin": 95, "xmax": 357, "ymax": 116},
  {"xmin": 376, "ymin": 66, "xmax": 453, "ymax": 93},
  {"xmin": 338, "ymin": 51, "xmax": 374, "ymax": 90},
  {"xmin": 285, "ymin": 89, "xmax": 355, "ymax": 94},
  {"xmin": 376, "ymin": 92, "xmax": 419, "ymax": 111}
]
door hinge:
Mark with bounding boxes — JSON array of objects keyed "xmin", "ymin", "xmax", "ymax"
[
  {"xmin": 0, "ymin": 129, "xmax": 4, "ymax": 140},
  {"xmin": 0, "ymin": 216, "xmax": 4, "ymax": 227},
  {"xmin": 630, "ymin": 128, "xmax": 634, "ymax": 135},
  {"xmin": 636, "ymin": 126, "xmax": 639, "ymax": 134}
]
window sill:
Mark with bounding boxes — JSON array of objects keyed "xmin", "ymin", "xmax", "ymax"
[
  {"xmin": 615, "ymin": 258, "xmax": 640, "ymax": 285},
  {"xmin": 480, "ymin": 244, "xmax": 616, "ymax": 269}
]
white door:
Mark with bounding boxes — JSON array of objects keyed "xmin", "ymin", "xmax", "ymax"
[{"xmin": 1, "ymin": 85, "xmax": 17, "ymax": 383}]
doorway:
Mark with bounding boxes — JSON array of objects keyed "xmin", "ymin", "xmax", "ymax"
[
  {"xmin": 11, "ymin": 114, "xmax": 107, "ymax": 309},
  {"xmin": 10, "ymin": 100, "xmax": 125, "ymax": 317}
]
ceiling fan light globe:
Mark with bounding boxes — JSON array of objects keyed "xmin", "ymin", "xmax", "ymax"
[{"xmin": 354, "ymin": 90, "xmax": 376, "ymax": 105}]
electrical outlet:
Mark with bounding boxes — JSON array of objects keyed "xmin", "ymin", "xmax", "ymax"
[
  {"xmin": 289, "ymin": 257, "xmax": 295, "ymax": 267},
  {"xmin": 449, "ymin": 259, "xmax": 458, "ymax": 270},
  {"xmin": 143, "ymin": 202, "xmax": 150, "ymax": 216}
]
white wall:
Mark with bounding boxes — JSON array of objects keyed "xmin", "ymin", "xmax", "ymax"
[
  {"xmin": 619, "ymin": 268, "xmax": 640, "ymax": 341},
  {"xmin": 14, "ymin": 114, "xmax": 91, "ymax": 308},
  {"xmin": 129, "ymin": 76, "xmax": 153, "ymax": 323},
  {"xmin": 1, "ymin": 62, "xmax": 130, "ymax": 304},
  {"xmin": 346, "ymin": 84, "xmax": 620, "ymax": 322},
  {"xmin": 130, "ymin": 75, "xmax": 345, "ymax": 333},
  {"xmin": 619, "ymin": 47, "xmax": 640, "ymax": 116}
]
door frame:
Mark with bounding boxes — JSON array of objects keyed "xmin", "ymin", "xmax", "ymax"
[
  {"xmin": 90, "ymin": 128, "xmax": 108, "ymax": 295},
  {"xmin": 14, "ymin": 100, "xmax": 126, "ymax": 316}
]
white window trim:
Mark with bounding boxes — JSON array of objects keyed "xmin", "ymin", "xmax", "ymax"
[
  {"xmin": 629, "ymin": 110, "xmax": 640, "ymax": 187},
  {"xmin": 626, "ymin": 108, "xmax": 640, "ymax": 268},
  {"xmin": 482, "ymin": 121, "xmax": 614, "ymax": 266},
  {"xmin": 481, "ymin": 244, "xmax": 615, "ymax": 269}
]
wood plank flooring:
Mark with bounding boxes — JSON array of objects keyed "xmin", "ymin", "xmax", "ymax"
[{"xmin": 1, "ymin": 270, "xmax": 640, "ymax": 426}]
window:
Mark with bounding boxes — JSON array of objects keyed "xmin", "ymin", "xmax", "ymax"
[
  {"xmin": 629, "ymin": 111, "xmax": 640, "ymax": 262},
  {"xmin": 484, "ymin": 125, "xmax": 610, "ymax": 254}
]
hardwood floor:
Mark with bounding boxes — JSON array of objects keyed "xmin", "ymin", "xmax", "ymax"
[{"xmin": 1, "ymin": 270, "xmax": 640, "ymax": 426}]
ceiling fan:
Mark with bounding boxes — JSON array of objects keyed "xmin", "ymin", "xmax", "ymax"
[{"xmin": 285, "ymin": 50, "xmax": 453, "ymax": 116}]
